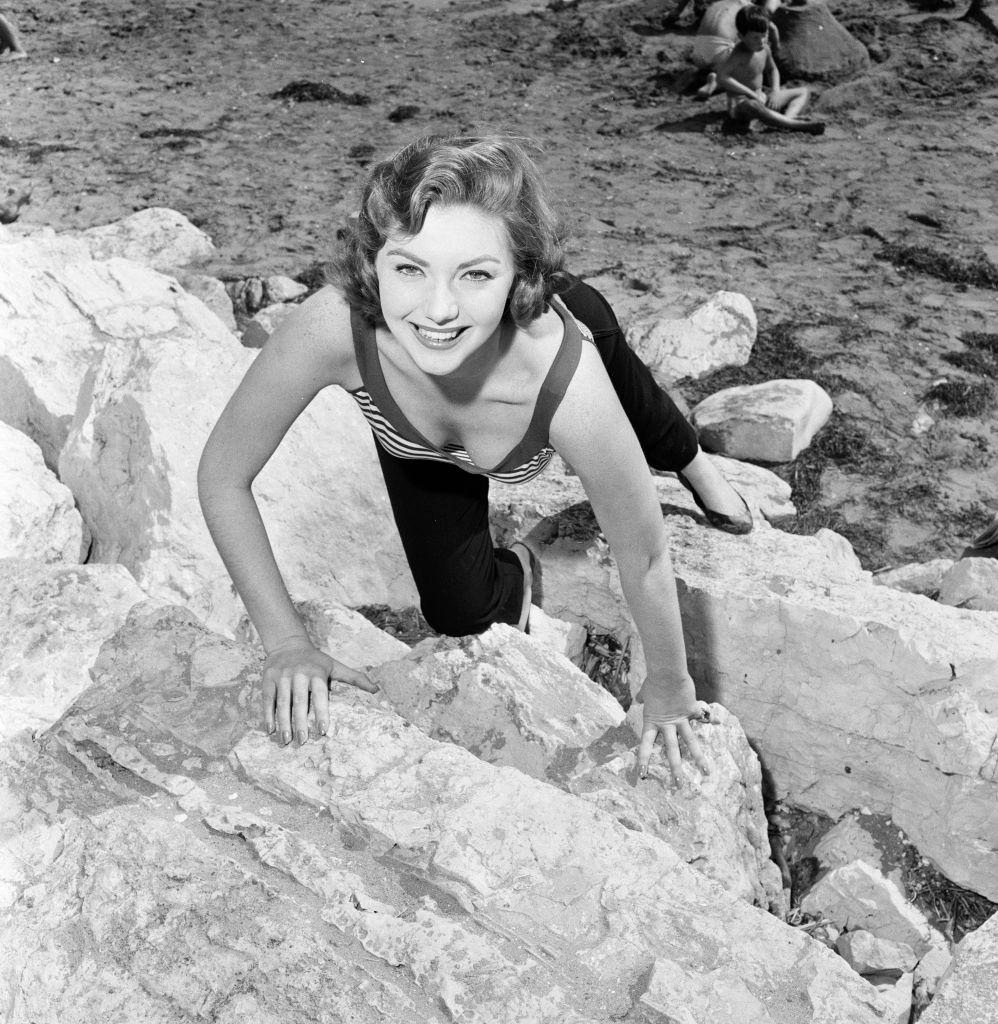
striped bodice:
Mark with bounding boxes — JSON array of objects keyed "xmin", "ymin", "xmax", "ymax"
[{"xmin": 347, "ymin": 300, "xmax": 585, "ymax": 484}]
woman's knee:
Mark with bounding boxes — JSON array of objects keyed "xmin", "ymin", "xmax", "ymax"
[{"xmin": 419, "ymin": 599, "xmax": 492, "ymax": 637}]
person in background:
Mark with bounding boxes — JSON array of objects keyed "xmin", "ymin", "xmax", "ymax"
[{"xmin": 0, "ymin": 12, "xmax": 27, "ymax": 62}]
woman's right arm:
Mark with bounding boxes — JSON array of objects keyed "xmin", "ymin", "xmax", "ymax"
[{"xmin": 197, "ymin": 287, "xmax": 375, "ymax": 744}]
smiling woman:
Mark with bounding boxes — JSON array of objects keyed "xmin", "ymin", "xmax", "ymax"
[{"xmin": 198, "ymin": 134, "xmax": 752, "ymax": 781}]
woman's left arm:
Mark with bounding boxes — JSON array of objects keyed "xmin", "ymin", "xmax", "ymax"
[{"xmin": 550, "ymin": 342, "xmax": 710, "ymax": 779}]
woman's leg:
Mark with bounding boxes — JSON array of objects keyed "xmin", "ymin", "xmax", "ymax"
[
  {"xmin": 374, "ymin": 440, "xmax": 525, "ymax": 636},
  {"xmin": 557, "ymin": 275, "xmax": 751, "ymax": 527}
]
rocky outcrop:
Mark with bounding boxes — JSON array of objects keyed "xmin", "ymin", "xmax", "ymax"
[
  {"xmin": 497, "ymin": 500, "xmax": 998, "ymax": 902},
  {"xmin": 0, "ymin": 421, "xmax": 86, "ymax": 562},
  {"xmin": 0, "ymin": 234, "xmax": 417, "ymax": 634},
  {"xmin": 0, "ymin": 603, "xmax": 887, "ymax": 1023},
  {"xmin": 71, "ymin": 207, "xmax": 217, "ymax": 272},
  {"xmin": 771, "ymin": 0, "xmax": 871, "ymax": 82},
  {"xmin": 919, "ymin": 912, "xmax": 998, "ymax": 1024},
  {"xmin": 0, "ymin": 558, "xmax": 145, "ymax": 739},
  {"xmin": 690, "ymin": 379, "xmax": 834, "ymax": 462},
  {"xmin": 624, "ymin": 290, "xmax": 756, "ymax": 384},
  {"xmin": 938, "ymin": 556, "xmax": 998, "ymax": 612}
]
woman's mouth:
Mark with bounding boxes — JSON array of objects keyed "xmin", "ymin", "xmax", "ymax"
[{"xmin": 412, "ymin": 324, "xmax": 466, "ymax": 347}]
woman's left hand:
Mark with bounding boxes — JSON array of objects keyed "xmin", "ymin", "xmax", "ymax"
[{"xmin": 637, "ymin": 676, "xmax": 712, "ymax": 781}]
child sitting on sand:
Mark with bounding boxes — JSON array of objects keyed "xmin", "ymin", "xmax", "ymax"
[
  {"xmin": 690, "ymin": 0, "xmax": 781, "ymax": 101},
  {"xmin": 715, "ymin": 5, "xmax": 824, "ymax": 134}
]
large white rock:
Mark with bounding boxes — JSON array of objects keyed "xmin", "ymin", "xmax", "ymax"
[
  {"xmin": 241, "ymin": 301, "xmax": 297, "ymax": 348},
  {"xmin": 938, "ymin": 557, "xmax": 998, "ymax": 612},
  {"xmin": 179, "ymin": 272, "xmax": 238, "ymax": 331},
  {"xmin": 624, "ymin": 291, "xmax": 756, "ymax": 384},
  {"xmin": 0, "ymin": 603, "xmax": 887, "ymax": 1023},
  {"xmin": 499, "ymin": 505, "xmax": 998, "ymax": 901},
  {"xmin": 0, "ymin": 234, "xmax": 123, "ymax": 466},
  {"xmin": 873, "ymin": 559, "xmax": 955, "ymax": 597},
  {"xmin": 919, "ymin": 912, "xmax": 998, "ymax": 1024},
  {"xmin": 691, "ymin": 379, "xmax": 834, "ymax": 462},
  {"xmin": 372, "ymin": 624, "xmax": 625, "ymax": 779},
  {"xmin": 0, "ymin": 559, "xmax": 146, "ymax": 739},
  {"xmin": 801, "ymin": 860, "xmax": 943, "ymax": 957},
  {"xmin": 835, "ymin": 929, "xmax": 918, "ymax": 976},
  {"xmin": 72, "ymin": 207, "xmax": 217, "ymax": 273},
  {"xmin": 0, "ymin": 421, "xmax": 86, "ymax": 562},
  {"xmin": 53, "ymin": 255, "xmax": 415, "ymax": 636}
]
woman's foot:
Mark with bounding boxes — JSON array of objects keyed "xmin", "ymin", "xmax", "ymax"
[
  {"xmin": 962, "ymin": 516, "xmax": 998, "ymax": 559},
  {"xmin": 676, "ymin": 451, "xmax": 753, "ymax": 535},
  {"xmin": 509, "ymin": 542, "xmax": 535, "ymax": 632}
]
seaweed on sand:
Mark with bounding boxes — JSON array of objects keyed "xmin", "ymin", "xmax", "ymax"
[
  {"xmin": 923, "ymin": 378, "xmax": 996, "ymax": 416},
  {"xmin": 877, "ymin": 242, "xmax": 998, "ymax": 289}
]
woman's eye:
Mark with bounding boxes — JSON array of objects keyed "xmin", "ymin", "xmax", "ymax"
[
  {"xmin": 464, "ymin": 269, "xmax": 493, "ymax": 282},
  {"xmin": 395, "ymin": 263, "xmax": 423, "ymax": 277}
]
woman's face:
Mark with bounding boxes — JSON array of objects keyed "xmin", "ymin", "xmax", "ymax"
[{"xmin": 374, "ymin": 203, "xmax": 517, "ymax": 378}]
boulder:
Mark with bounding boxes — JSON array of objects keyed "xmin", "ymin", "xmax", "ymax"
[
  {"xmin": 179, "ymin": 272, "xmax": 238, "ymax": 331},
  {"xmin": 919, "ymin": 912, "xmax": 998, "ymax": 1024},
  {"xmin": 0, "ymin": 558, "xmax": 146, "ymax": 740},
  {"xmin": 72, "ymin": 207, "xmax": 216, "ymax": 273},
  {"xmin": 0, "ymin": 421, "xmax": 86, "ymax": 562},
  {"xmin": 866, "ymin": 972, "xmax": 913, "ymax": 1024},
  {"xmin": 913, "ymin": 943, "xmax": 952, "ymax": 1000},
  {"xmin": 937, "ymin": 557, "xmax": 998, "ymax": 612},
  {"xmin": 771, "ymin": 0, "xmax": 870, "ymax": 82},
  {"xmin": 371, "ymin": 625, "xmax": 626, "ymax": 781},
  {"xmin": 52, "ymin": 251, "xmax": 415, "ymax": 635},
  {"xmin": 800, "ymin": 860, "xmax": 943, "ymax": 957},
  {"xmin": 263, "ymin": 274, "xmax": 308, "ymax": 304},
  {"xmin": 690, "ymin": 379, "xmax": 834, "ymax": 462},
  {"xmin": 241, "ymin": 301, "xmax": 297, "ymax": 348},
  {"xmin": 812, "ymin": 813, "xmax": 902, "ymax": 885},
  {"xmin": 16, "ymin": 602, "xmax": 884, "ymax": 1024},
  {"xmin": 0, "ymin": 234, "xmax": 133, "ymax": 467},
  {"xmin": 501, "ymin": 506, "xmax": 998, "ymax": 901},
  {"xmin": 835, "ymin": 929, "xmax": 918, "ymax": 977},
  {"xmin": 873, "ymin": 558, "xmax": 955, "ymax": 597},
  {"xmin": 624, "ymin": 291, "xmax": 756, "ymax": 385}
]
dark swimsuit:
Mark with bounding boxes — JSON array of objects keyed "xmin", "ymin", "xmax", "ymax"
[{"xmin": 346, "ymin": 298, "xmax": 587, "ymax": 484}]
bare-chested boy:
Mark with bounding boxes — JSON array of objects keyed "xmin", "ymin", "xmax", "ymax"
[
  {"xmin": 715, "ymin": 5, "xmax": 824, "ymax": 134},
  {"xmin": 691, "ymin": 0, "xmax": 780, "ymax": 100}
]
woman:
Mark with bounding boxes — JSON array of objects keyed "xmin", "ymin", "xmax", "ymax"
[{"xmin": 198, "ymin": 134, "xmax": 751, "ymax": 779}]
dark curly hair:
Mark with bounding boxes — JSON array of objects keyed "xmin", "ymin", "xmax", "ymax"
[
  {"xmin": 335, "ymin": 134, "xmax": 567, "ymax": 327},
  {"xmin": 735, "ymin": 4, "xmax": 770, "ymax": 36}
]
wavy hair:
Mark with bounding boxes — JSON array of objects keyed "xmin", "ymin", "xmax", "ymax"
[{"xmin": 336, "ymin": 134, "xmax": 567, "ymax": 327}]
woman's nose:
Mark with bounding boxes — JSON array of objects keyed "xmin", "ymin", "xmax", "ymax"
[{"xmin": 424, "ymin": 279, "xmax": 458, "ymax": 323}]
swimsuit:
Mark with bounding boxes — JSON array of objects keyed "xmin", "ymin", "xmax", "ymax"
[{"xmin": 347, "ymin": 298, "xmax": 585, "ymax": 485}]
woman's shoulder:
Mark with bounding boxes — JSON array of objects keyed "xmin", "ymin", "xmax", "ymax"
[{"xmin": 268, "ymin": 284, "xmax": 361, "ymax": 384}]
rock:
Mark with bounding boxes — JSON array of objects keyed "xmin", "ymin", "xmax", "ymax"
[
  {"xmin": 525, "ymin": 605, "xmax": 588, "ymax": 665},
  {"xmin": 812, "ymin": 814, "xmax": 901, "ymax": 886},
  {"xmin": 0, "ymin": 234, "xmax": 130, "ymax": 466},
  {"xmin": 799, "ymin": 860, "xmax": 943, "ymax": 957},
  {"xmin": 371, "ymin": 625, "xmax": 783, "ymax": 911},
  {"xmin": 625, "ymin": 291, "xmax": 756, "ymax": 384},
  {"xmin": 938, "ymin": 557, "xmax": 998, "ymax": 612},
  {"xmin": 865, "ymin": 972, "xmax": 913, "ymax": 1024},
  {"xmin": 0, "ymin": 421, "xmax": 86, "ymax": 562},
  {"xmin": 371, "ymin": 624, "xmax": 625, "ymax": 781},
  {"xmin": 913, "ymin": 942, "xmax": 953, "ymax": 999},
  {"xmin": 919, "ymin": 912, "xmax": 998, "ymax": 1024},
  {"xmin": 54, "ymin": 260, "xmax": 415, "ymax": 635},
  {"xmin": 263, "ymin": 274, "xmax": 308, "ymax": 304},
  {"xmin": 507, "ymin": 509, "xmax": 998, "ymax": 900},
  {"xmin": 179, "ymin": 272, "xmax": 238, "ymax": 331},
  {"xmin": 690, "ymin": 379, "xmax": 834, "ymax": 462},
  {"xmin": 835, "ymin": 929, "xmax": 918, "ymax": 977},
  {"xmin": 771, "ymin": 0, "xmax": 871, "ymax": 82},
  {"xmin": 0, "ymin": 604, "xmax": 888, "ymax": 1023},
  {"xmin": 490, "ymin": 452, "xmax": 795, "ymax": 548},
  {"xmin": 241, "ymin": 301, "xmax": 297, "ymax": 348},
  {"xmin": 873, "ymin": 558, "xmax": 955, "ymax": 597},
  {"xmin": 0, "ymin": 559, "xmax": 146, "ymax": 740},
  {"xmin": 73, "ymin": 207, "xmax": 216, "ymax": 272},
  {"xmin": 277, "ymin": 599, "xmax": 410, "ymax": 669}
]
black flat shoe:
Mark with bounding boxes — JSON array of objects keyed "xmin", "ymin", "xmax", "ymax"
[
  {"xmin": 676, "ymin": 472, "xmax": 754, "ymax": 535},
  {"xmin": 961, "ymin": 518, "xmax": 998, "ymax": 560}
]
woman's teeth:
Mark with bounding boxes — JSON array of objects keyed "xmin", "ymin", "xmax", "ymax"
[{"xmin": 415, "ymin": 325, "xmax": 462, "ymax": 344}]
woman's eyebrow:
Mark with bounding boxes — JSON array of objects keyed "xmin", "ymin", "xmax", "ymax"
[{"xmin": 384, "ymin": 248, "xmax": 503, "ymax": 270}]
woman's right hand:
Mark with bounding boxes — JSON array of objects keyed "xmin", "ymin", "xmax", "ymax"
[{"xmin": 261, "ymin": 640, "xmax": 377, "ymax": 745}]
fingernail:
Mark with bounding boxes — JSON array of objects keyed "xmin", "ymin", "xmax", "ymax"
[
  {"xmin": 297, "ymin": 729, "xmax": 307, "ymax": 745},
  {"xmin": 281, "ymin": 730, "xmax": 292, "ymax": 745},
  {"xmin": 267, "ymin": 723, "xmax": 276, "ymax": 735},
  {"xmin": 639, "ymin": 765, "xmax": 649, "ymax": 780},
  {"xmin": 320, "ymin": 723, "xmax": 328, "ymax": 736}
]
